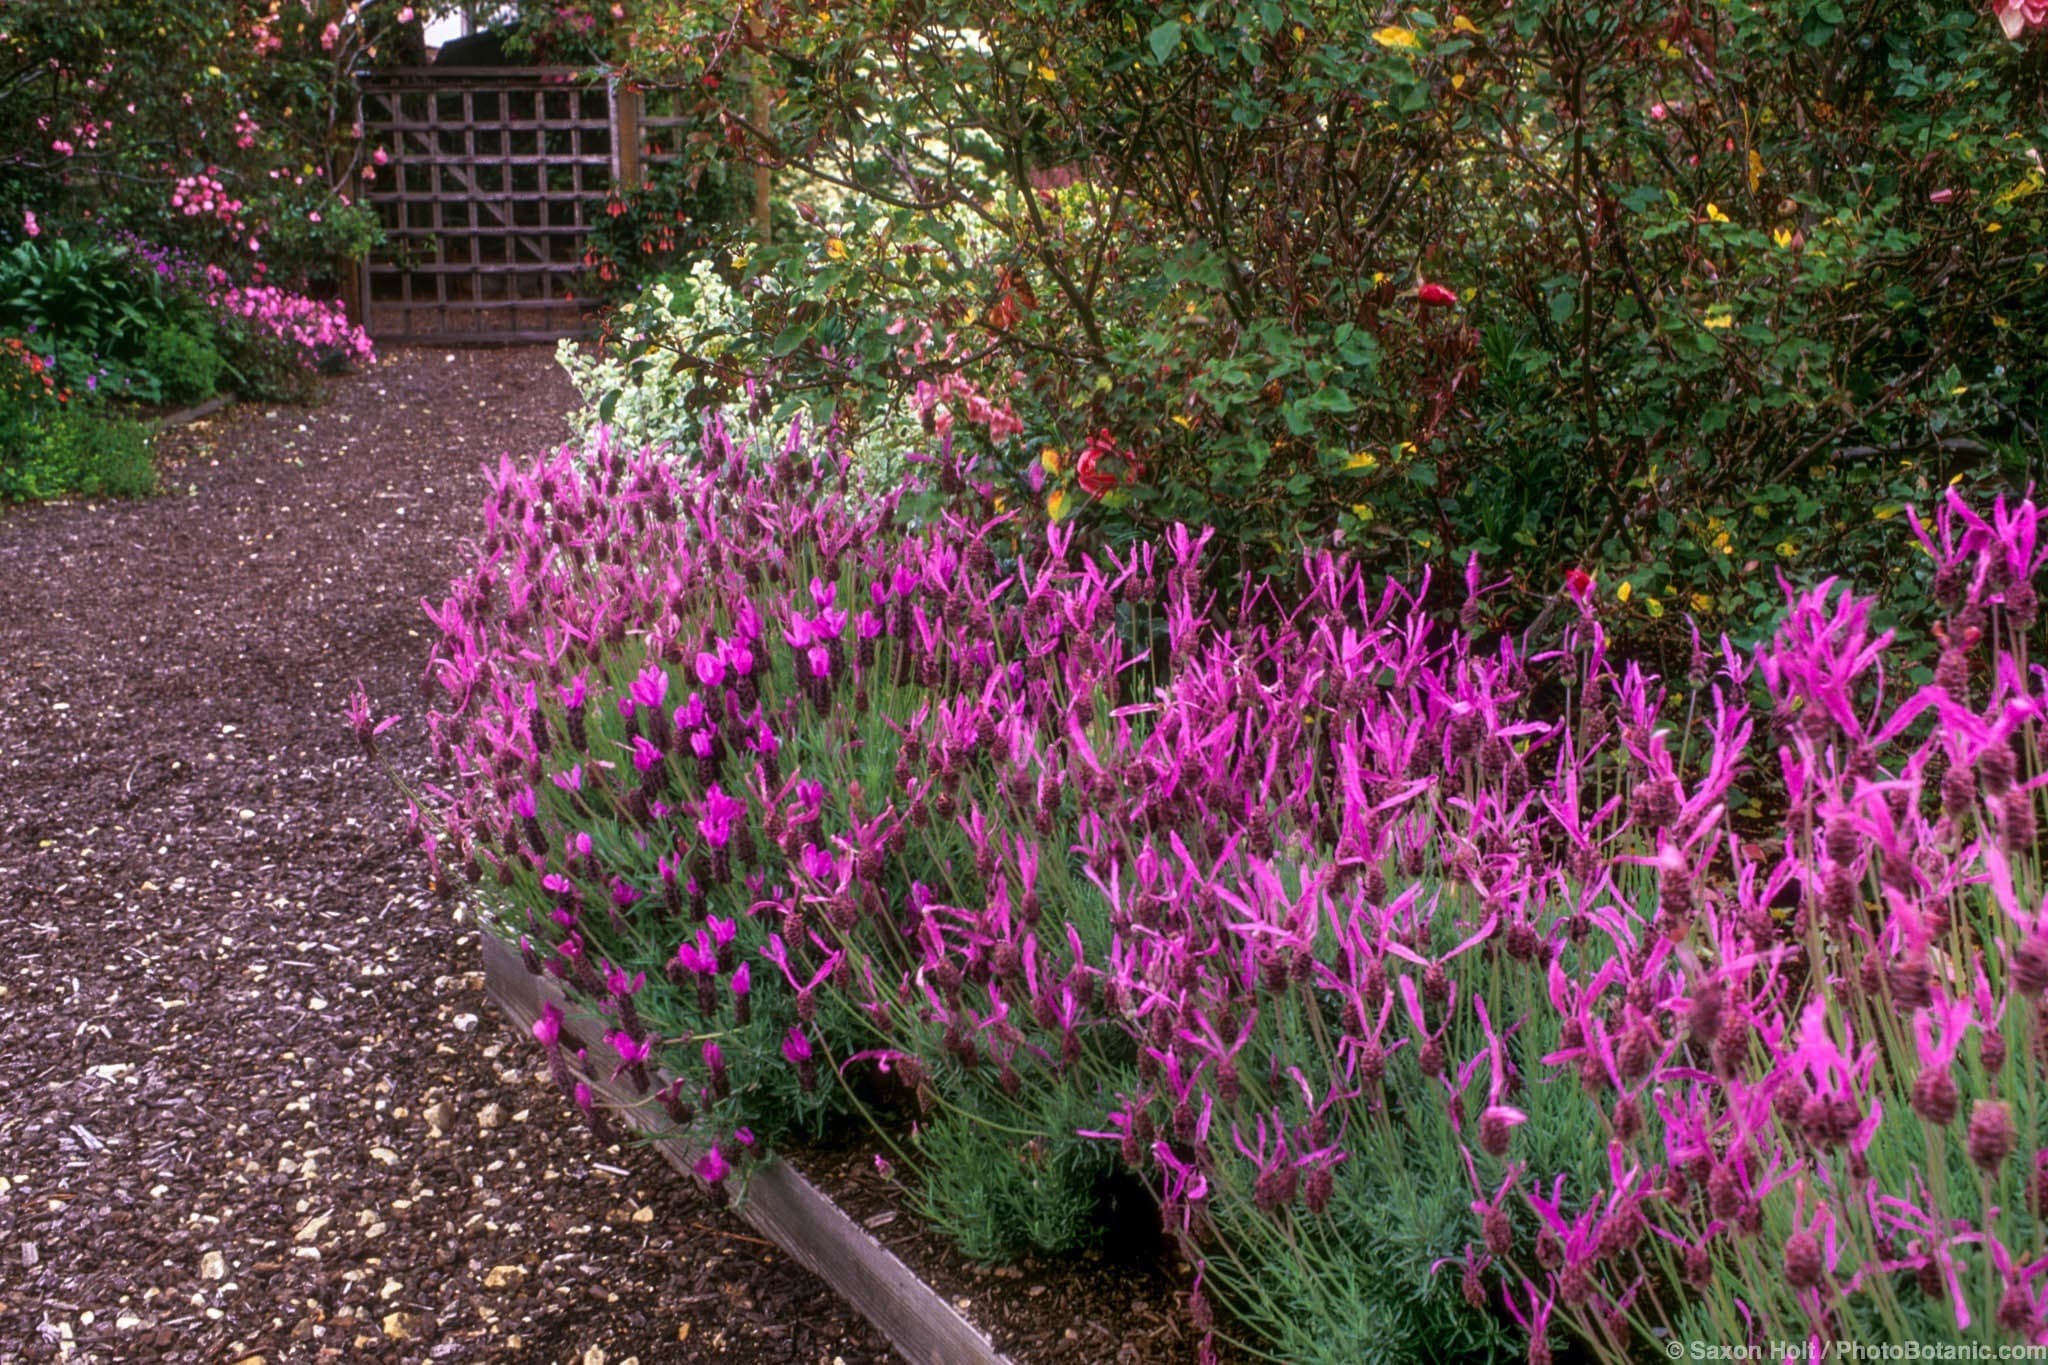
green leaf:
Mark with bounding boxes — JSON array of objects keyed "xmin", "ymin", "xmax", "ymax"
[{"xmin": 1148, "ymin": 20, "xmax": 1184, "ymax": 63}]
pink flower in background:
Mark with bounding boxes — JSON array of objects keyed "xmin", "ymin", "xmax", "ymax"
[
  {"xmin": 212, "ymin": 283, "xmax": 374, "ymax": 368},
  {"xmin": 22, "ymin": 210, "xmax": 38, "ymax": 238},
  {"xmin": 1995, "ymin": 0, "xmax": 2048, "ymax": 39}
]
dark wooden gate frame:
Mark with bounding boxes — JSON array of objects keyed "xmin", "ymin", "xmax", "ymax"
[{"xmin": 356, "ymin": 66, "xmax": 618, "ymax": 344}]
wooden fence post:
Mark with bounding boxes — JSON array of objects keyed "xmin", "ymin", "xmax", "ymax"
[
  {"xmin": 613, "ymin": 79, "xmax": 641, "ymax": 195},
  {"xmin": 749, "ymin": 9, "xmax": 772, "ymax": 242}
]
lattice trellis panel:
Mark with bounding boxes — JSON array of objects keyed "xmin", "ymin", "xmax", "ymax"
[{"xmin": 358, "ymin": 69, "xmax": 613, "ymax": 342}]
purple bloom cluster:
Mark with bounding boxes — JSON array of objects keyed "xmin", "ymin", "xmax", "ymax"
[{"xmin": 415, "ymin": 420, "xmax": 2048, "ymax": 1361}]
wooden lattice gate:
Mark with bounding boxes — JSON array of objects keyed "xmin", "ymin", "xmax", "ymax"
[{"xmin": 357, "ymin": 68, "xmax": 617, "ymax": 343}]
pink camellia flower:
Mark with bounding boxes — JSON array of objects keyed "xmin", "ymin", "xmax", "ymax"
[
  {"xmin": 372, "ymin": 146, "xmax": 389, "ymax": 166},
  {"xmin": 1994, "ymin": 0, "xmax": 2048, "ymax": 40},
  {"xmin": 23, "ymin": 210, "xmax": 38, "ymax": 238},
  {"xmin": 396, "ymin": 6, "xmax": 416, "ymax": 21}
]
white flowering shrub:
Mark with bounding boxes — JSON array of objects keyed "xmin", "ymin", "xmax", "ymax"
[{"xmin": 559, "ymin": 186, "xmax": 1020, "ymax": 491}]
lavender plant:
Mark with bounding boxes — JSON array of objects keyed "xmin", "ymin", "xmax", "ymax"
[{"xmin": 406, "ymin": 418, "xmax": 2048, "ymax": 1364}]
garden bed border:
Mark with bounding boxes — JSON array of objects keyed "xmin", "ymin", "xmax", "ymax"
[{"xmin": 479, "ymin": 931, "xmax": 1016, "ymax": 1365}]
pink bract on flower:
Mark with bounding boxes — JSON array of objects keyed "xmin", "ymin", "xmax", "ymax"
[{"xmin": 421, "ymin": 417, "xmax": 2048, "ymax": 1365}]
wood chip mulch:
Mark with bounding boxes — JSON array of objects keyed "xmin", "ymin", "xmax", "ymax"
[{"xmin": 0, "ymin": 348, "xmax": 894, "ymax": 1365}]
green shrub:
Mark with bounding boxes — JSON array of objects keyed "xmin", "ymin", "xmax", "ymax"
[
  {"xmin": 913, "ymin": 1085, "xmax": 1125, "ymax": 1263},
  {"xmin": 0, "ymin": 402, "xmax": 156, "ymax": 501},
  {"xmin": 216, "ymin": 318, "xmax": 317, "ymax": 404},
  {"xmin": 603, "ymin": 0, "xmax": 2048, "ymax": 647},
  {"xmin": 139, "ymin": 321, "xmax": 224, "ymax": 405}
]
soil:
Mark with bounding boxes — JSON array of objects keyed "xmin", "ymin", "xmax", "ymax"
[
  {"xmin": 0, "ymin": 345, "xmax": 1204, "ymax": 1365},
  {"xmin": 789, "ymin": 1148, "xmax": 1207, "ymax": 1365}
]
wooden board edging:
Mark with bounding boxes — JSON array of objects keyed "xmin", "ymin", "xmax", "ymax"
[
  {"xmin": 479, "ymin": 931, "xmax": 1016, "ymax": 1365},
  {"xmin": 153, "ymin": 393, "xmax": 236, "ymax": 429}
]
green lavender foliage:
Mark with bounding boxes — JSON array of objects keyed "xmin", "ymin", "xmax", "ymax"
[{"xmin": 914, "ymin": 1083, "xmax": 1124, "ymax": 1262}]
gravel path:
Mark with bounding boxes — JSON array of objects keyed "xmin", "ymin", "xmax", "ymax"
[{"xmin": 0, "ymin": 348, "xmax": 891, "ymax": 1365}]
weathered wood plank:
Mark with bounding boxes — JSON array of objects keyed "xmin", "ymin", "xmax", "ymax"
[{"xmin": 479, "ymin": 932, "xmax": 1014, "ymax": 1365}]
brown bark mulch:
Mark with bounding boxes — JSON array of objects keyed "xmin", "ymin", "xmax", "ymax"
[{"xmin": 0, "ymin": 348, "xmax": 893, "ymax": 1365}]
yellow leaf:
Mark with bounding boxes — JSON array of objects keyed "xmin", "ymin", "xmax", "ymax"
[
  {"xmin": 1690, "ymin": 592, "xmax": 1714, "ymax": 613},
  {"xmin": 1451, "ymin": 73, "xmax": 1465, "ymax": 89},
  {"xmin": 1987, "ymin": 222, "xmax": 2004, "ymax": 234},
  {"xmin": 1374, "ymin": 26, "xmax": 1420, "ymax": 49},
  {"xmin": 825, "ymin": 237, "xmax": 847, "ymax": 260},
  {"xmin": 1046, "ymin": 488, "xmax": 1068, "ymax": 521},
  {"xmin": 1345, "ymin": 451, "xmax": 1379, "ymax": 470},
  {"xmin": 1644, "ymin": 598, "xmax": 1665, "ymax": 619},
  {"xmin": 1036, "ymin": 64, "xmax": 1057, "ymax": 81},
  {"xmin": 1747, "ymin": 150, "xmax": 1764, "ymax": 191},
  {"xmin": 1350, "ymin": 503, "xmax": 1375, "ymax": 521},
  {"xmin": 1702, "ymin": 309, "xmax": 1735, "ymax": 330},
  {"xmin": 1041, "ymin": 448, "xmax": 1061, "ymax": 474},
  {"xmin": 1170, "ymin": 414, "xmax": 1192, "ymax": 429},
  {"xmin": 1452, "ymin": 15, "xmax": 1482, "ymax": 33},
  {"xmin": 1873, "ymin": 504, "xmax": 1903, "ymax": 521},
  {"xmin": 1704, "ymin": 203, "xmax": 1730, "ymax": 223},
  {"xmin": 1616, "ymin": 581, "xmax": 1633, "ymax": 603},
  {"xmin": 1772, "ymin": 227, "xmax": 1794, "ymax": 249},
  {"xmin": 1776, "ymin": 540, "xmax": 1799, "ymax": 558}
]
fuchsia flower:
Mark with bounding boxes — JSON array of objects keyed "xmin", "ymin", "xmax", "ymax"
[
  {"xmin": 533, "ymin": 1001, "xmax": 563, "ymax": 1048},
  {"xmin": 628, "ymin": 663, "xmax": 669, "ymax": 712},
  {"xmin": 345, "ymin": 680, "xmax": 400, "ymax": 756}
]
